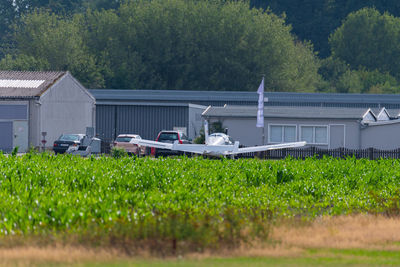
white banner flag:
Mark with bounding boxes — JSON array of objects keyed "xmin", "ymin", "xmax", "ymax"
[{"xmin": 256, "ymin": 78, "xmax": 264, "ymax": 128}]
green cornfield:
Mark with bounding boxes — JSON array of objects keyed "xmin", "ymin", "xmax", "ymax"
[{"xmin": 0, "ymin": 152, "xmax": 399, "ymax": 252}]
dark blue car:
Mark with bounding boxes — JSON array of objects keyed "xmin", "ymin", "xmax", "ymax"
[{"xmin": 53, "ymin": 134, "xmax": 85, "ymax": 154}]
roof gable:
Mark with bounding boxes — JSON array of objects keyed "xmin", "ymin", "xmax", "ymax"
[
  {"xmin": 362, "ymin": 108, "xmax": 376, "ymax": 123},
  {"xmin": 377, "ymin": 107, "xmax": 390, "ymax": 121},
  {"xmin": 0, "ymin": 71, "xmax": 66, "ymax": 98}
]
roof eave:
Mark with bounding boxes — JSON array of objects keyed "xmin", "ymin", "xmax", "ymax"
[{"xmin": 0, "ymin": 96, "xmax": 38, "ymax": 100}]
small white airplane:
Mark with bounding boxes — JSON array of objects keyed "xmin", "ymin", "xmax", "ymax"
[{"xmin": 131, "ymin": 121, "xmax": 306, "ymax": 157}]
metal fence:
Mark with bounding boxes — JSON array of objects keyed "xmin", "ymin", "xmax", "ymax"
[
  {"xmin": 237, "ymin": 147, "xmax": 400, "ymax": 160},
  {"xmin": 100, "ymin": 138, "xmax": 112, "ymax": 154}
]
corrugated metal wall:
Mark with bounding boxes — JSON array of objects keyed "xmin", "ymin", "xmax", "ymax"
[
  {"xmin": 96, "ymin": 105, "xmax": 115, "ymax": 140},
  {"xmin": 96, "ymin": 105, "xmax": 189, "ymax": 141}
]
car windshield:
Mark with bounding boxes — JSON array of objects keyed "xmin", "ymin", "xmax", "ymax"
[
  {"xmin": 115, "ymin": 137, "xmax": 133, "ymax": 142},
  {"xmin": 158, "ymin": 133, "xmax": 179, "ymax": 141},
  {"xmin": 58, "ymin": 134, "xmax": 81, "ymax": 141}
]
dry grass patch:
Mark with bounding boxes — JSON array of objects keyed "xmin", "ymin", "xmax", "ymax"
[
  {"xmin": 2, "ymin": 214, "xmax": 400, "ymax": 265},
  {"xmin": 184, "ymin": 214, "xmax": 400, "ymax": 259},
  {"xmin": 271, "ymin": 214, "xmax": 400, "ymax": 250},
  {"xmin": 0, "ymin": 246, "xmax": 122, "ymax": 266}
]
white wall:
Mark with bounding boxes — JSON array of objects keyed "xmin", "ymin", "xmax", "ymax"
[
  {"xmin": 188, "ymin": 104, "xmax": 207, "ymax": 140},
  {"xmin": 29, "ymin": 99, "xmax": 40, "ymax": 148},
  {"xmin": 39, "ymin": 73, "xmax": 95, "ymax": 146},
  {"xmin": 208, "ymin": 117, "xmax": 361, "ymax": 149},
  {"xmin": 361, "ymin": 122, "xmax": 400, "ymax": 149}
]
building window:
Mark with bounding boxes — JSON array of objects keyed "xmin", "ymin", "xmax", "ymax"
[
  {"xmin": 269, "ymin": 125, "xmax": 296, "ymax": 143},
  {"xmin": 300, "ymin": 126, "xmax": 328, "ymax": 144}
]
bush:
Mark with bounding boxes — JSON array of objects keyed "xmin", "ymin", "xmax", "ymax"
[{"xmin": 111, "ymin": 147, "xmax": 127, "ymax": 159}]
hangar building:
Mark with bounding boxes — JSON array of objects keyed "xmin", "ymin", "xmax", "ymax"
[
  {"xmin": 90, "ymin": 89, "xmax": 206, "ymax": 141},
  {"xmin": 90, "ymin": 89, "xmax": 400, "ymax": 145},
  {"xmin": 0, "ymin": 71, "xmax": 95, "ymax": 152},
  {"xmin": 202, "ymin": 105, "xmax": 400, "ymax": 150}
]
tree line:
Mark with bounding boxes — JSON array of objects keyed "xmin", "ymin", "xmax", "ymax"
[
  {"xmin": 1, "ymin": 0, "xmax": 400, "ymax": 94},
  {"xmin": 250, "ymin": 0, "xmax": 400, "ymax": 58}
]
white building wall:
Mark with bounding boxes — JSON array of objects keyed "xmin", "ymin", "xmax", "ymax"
[
  {"xmin": 39, "ymin": 73, "xmax": 95, "ymax": 146},
  {"xmin": 361, "ymin": 122, "xmax": 400, "ymax": 149},
  {"xmin": 188, "ymin": 104, "xmax": 207, "ymax": 140},
  {"xmin": 208, "ymin": 117, "xmax": 361, "ymax": 149},
  {"xmin": 29, "ymin": 99, "xmax": 40, "ymax": 148}
]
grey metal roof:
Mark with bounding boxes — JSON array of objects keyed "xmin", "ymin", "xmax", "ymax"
[
  {"xmin": 0, "ymin": 71, "xmax": 66, "ymax": 98},
  {"xmin": 90, "ymin": 89, "xmax": 256, "ymax": 104},
  {"xmin": 264, "ymin": 92, "xmax": 400, "ymax": 104},
  {"xmin": 202, "ymin": 105, "xmax": 377, "ymax": 120},
  {"xmin": 89, "ymin": 89, "xmax": 400, "ymax": 106}
]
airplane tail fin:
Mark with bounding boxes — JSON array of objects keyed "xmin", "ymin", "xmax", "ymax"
[{"xmin": 204, "ymin": 120, "xmax": 209, "ymax": 144}]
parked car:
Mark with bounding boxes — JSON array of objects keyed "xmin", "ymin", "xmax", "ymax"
[
  {"xmin": 53, "ymin": 134, "xmax": 86, "ymax": 154},
  {"xmin": 65, "ymin": 135, "xmax": 101, "ymax": 157},
  {"xmin": 112, "ymin": 134, "xmax": 146, "ymax": 156},
  {"xmin": 152, "ymin": 130, "xmax": 191, "ymax": 157}
]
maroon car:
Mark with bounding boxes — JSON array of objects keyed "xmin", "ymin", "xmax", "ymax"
[{"xmin": 152, "ymin": 130, "xmax": 190, "ymax": 157}]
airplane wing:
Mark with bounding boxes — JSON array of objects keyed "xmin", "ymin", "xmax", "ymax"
[
  {"xmin": 130, "ymin": 139, "xmax": 174, "ymax": 150},
  {"xmin": 230, "ymin": 141, "xmax": 306, "ymax": 155},
  {"xmin": 131, "ymin": 138, "xmax": 306, "ymax": 156},
  {"xmin": 131, "ymin": 138, "xmax": 236, "ymax": 155},
  {"xmin": 171, "ymin": 143, "xmax": 236, "ymax": 155}
]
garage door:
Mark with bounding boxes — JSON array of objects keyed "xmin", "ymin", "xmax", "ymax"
[{"xmin": 0, "ymin": 121, "xmax": 13, "ymax": 152}]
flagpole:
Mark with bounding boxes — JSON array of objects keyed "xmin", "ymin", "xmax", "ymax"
[
  {"xmin": 256, "ymin": 75, "xmax": 265, "ymax": 146},
  {"xmin": 262, "ymin": 119, "xmax": 265, "ymax": 146},
  {"xmin": 261, "ymin": 75, "xmax": 265, "ymax": 146}
]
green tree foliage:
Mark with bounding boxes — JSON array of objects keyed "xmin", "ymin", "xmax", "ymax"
[
  {"xmin": 104, "ymin": 0, "xmax": 321, "ymax": 91},
  {"xmin": 0, "ymin": 0, "xmax": 119, "ymax": 56},
  {"xmin": 2, "ymin": 0, "xmax": 119, "ymax": 17},
  {"xmin": 1, "ymin": 0, "xmax": 322, "ymax": 91},
  {"xmin": 0, "ymin": 54, "xmax": 49, "ymax": 70},
  {"xmin": 0, "ymin": 10, "xmax": 104, "ymax": 87},
  {"xmin": 251, "ymin": 0, "xmax": 400, "ymax": 58},
  {"xmin": 319, "ymin": 57, "xmax": 400, "ymax": 94},
  {"xmin": 327, "ymin": 7, "xmax": 400, "ymax": 94},
  {"xmin": 0, "ymin": 1, "xmax": 18, "ymax": 57},
  {"xmin": 312, "ymin": 7, "xmax": 400, "ymax": 94},
  {"xmin": 0, "ymin": 0, "xmax": 90, "ymax": 58},
  {"xmin": 330, "ymin": 8, "xmax": 400, "ymax": 80},
  {"xmin": 13, "ymin": 0, "xmax": 86, "ymax": 14},
  {"xmin": 83, "ymin": 0, "xmax": 121, "ymax": 11},
  {"xmin": 0, "ymin": 1, "xmax": 16, "ymax": 35}
]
